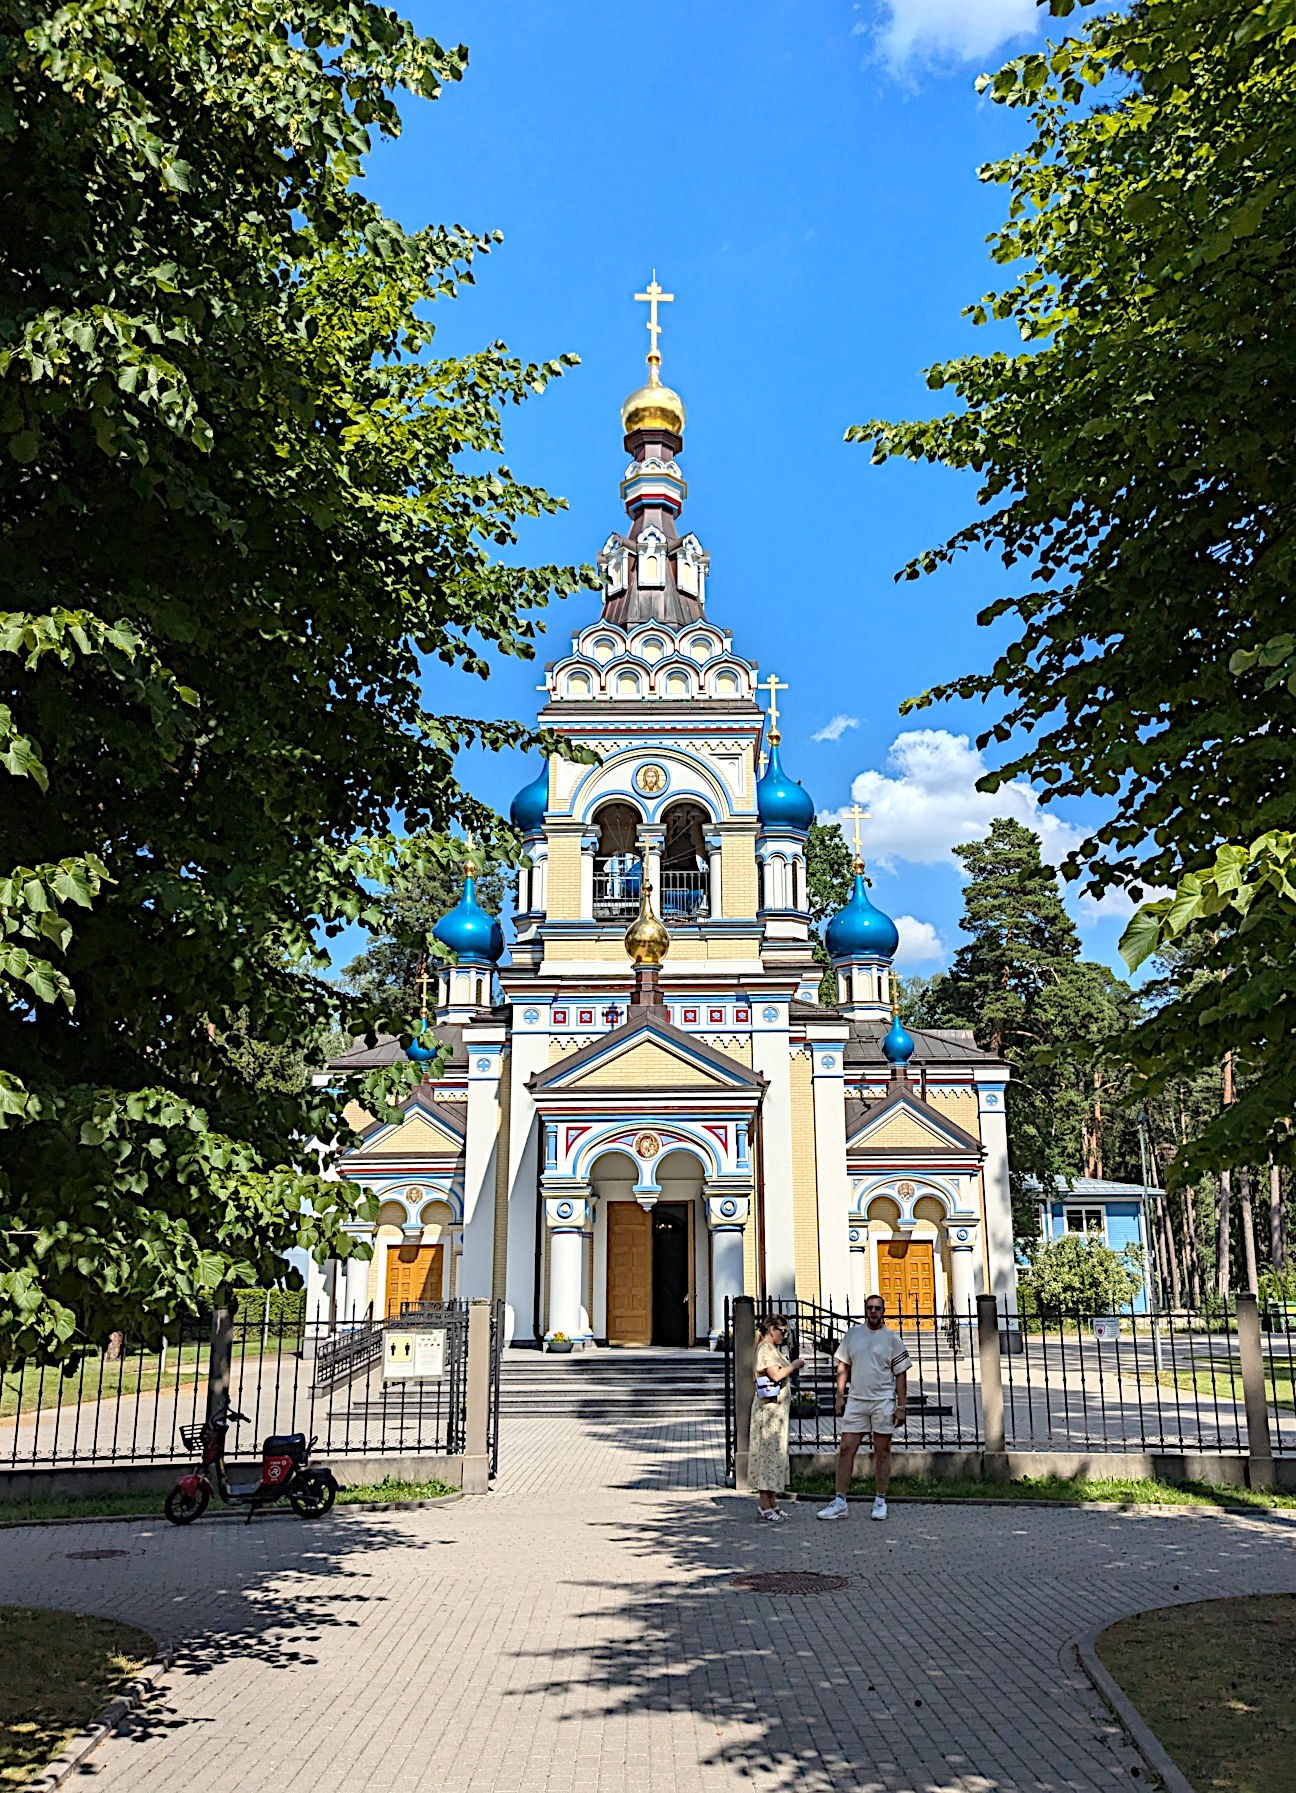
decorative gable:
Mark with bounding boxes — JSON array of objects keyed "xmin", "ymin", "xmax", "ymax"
[
  {"xmin": 355, "ymin": 1098, "xmax": 466, "ymax": 1160},
  {"xmin": 847, "ymin": 1086, "xmax": 983, "ymax": 1158}
]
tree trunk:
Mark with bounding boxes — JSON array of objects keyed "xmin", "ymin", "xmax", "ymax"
[
  {"xmin": 1238, "ymin": 1167, "xmax": 1259, "ymax": 1297},
  {"xmin": 1183, "ymin": 1188, "xmax": 1203, "ymax": 1308},
  {"xmin": 1217, "ymin": 1171, "xmax": 1232, "ymax": 1299},
  {"xmin": 1272, "ymin": 1160, "xmax": 1287, "ymax": 1277},
  {"xmin": 1160, "ymin": 1196, "xmax": 1182, "ymax": 1309}
]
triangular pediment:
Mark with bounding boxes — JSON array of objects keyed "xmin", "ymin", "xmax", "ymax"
[
  {"xmin": 350, "ymin": 1093, "xmax": 466, "ymax": 1160},
  {"xmin": 847, "ymin": 1086, "xmax": 982, "ymax": 1156},
  {"xmin": 530, "ymin": 1014, "xmax": 763, "ymax": 1097}
]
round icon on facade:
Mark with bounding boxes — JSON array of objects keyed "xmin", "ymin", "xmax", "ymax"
[
  {"xmin": 634, "ymin": 763, "xmax": 667, "ymax": 796},
  {"xmin": 634, "ymin": 1131, "xmax": 661, "ymax": 1160}
]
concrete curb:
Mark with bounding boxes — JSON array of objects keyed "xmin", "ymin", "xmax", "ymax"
[
  {"xmin": 782, "ymin": 1491, "xmax": 1296, "ymax": 1520},
  {"xmin": 1073, "ymin": 1626, "xmax": 1196, "ymax": 1793},
  {"xmin": 26, "ymin": 1649, "xmax": 173, "ymax": 1792},
  {"xmin": 0, "ymin": 1490, "xmax": 464, "ymax": 1530}
]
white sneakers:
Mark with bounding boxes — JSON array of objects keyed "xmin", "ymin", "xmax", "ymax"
[{"xmin": 815, "ymin": 1493, "xmax": 889, "ymax": 1521}]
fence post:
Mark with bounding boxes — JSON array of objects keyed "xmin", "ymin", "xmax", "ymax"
[
  {"xmin": 733, "ymin": 1296, "xmax": 756, "ymax": 1494},
  {"xmin": 462, "ymin": 1298, "xmax": 492, "ymax": 1494},
  {"xmin": 1236, "ymin": 1292, "xmax": 1275, "ymax": 1491},
  {"xmin": 205, "ymin": 1303, "xmax": 234, "ymax": 1423},
  {"xmin": 976, "ymin": 1294, "xmax": 1008, "ymax": 1481}
]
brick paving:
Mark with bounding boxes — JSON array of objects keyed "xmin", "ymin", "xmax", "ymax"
[{"xmin": 5, "ymin": 1412, "xmax": 1296, "ymax": 1792}]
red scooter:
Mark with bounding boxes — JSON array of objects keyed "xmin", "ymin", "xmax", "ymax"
[{"xmin": 165, "ymin": 1404, "xmax": 337, "ymax": 1525}]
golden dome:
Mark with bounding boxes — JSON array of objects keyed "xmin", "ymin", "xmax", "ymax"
[
  {"xmin": 624, "ymin": 882, "xmax": 670, "ymax": 967},
  {"xmin": 621, "ymin": 372, "xmax": 686, "ymax": 438}
]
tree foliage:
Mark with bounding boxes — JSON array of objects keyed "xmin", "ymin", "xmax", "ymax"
[
  {"xmin": 854, "ymin": 0, "xmax": 1296, "ymax": 1187},
  {"xmin": 0, "ymin": 0, "xmax": 590, "ymax": 1363},
  {"xmin": 805, "ymin": 820, "xmax": 855, "ymax": 1005},
  {"xmin": 1018, "ymin": 1232, "xmax": 1143, "ymax": 1318}
]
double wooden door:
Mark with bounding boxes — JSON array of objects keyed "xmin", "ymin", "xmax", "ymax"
[
  {"xmin": 385, "ymin": 1243, "xmax": 443, "ymax": 1317},
  {"xmin": 876, "ymin": 1239, "xmax": 935, "ymax": 1328},
  {"xmin": 605, "ymin": 1201, "xmax": 691, "ymax": 1346}
]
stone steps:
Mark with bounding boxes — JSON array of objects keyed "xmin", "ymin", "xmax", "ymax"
[{"xmin": 500, "ymin": 1349, "xmax": 727, "ymax": 1418}]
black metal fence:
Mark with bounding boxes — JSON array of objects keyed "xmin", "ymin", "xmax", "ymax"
[
  {"xmin": 0, "ymin": 1299, "xmax": 504, "ymax": 1472},
  {"xmin": 726, "ymin": 1295, "xmax": 1295, "ymax": 1472}
]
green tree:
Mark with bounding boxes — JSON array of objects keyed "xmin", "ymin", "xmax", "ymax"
[
  {"xmin": 806, "ymin": 819, "xmax": 855, "ymax": 1006},
  {"xmin": 1018, "ymin": 1232, "xmax": 1144, "ymax": 1318},
  {"xmin": 0, "ymin": 1, "xmax": 589, "ymax": 1364},
  {"xmin": 853, "ymin": 0, "xmax": 1296, "ymax": 1187},
  {"xmin": 918, "ymin": 819, "xmax": 1132, "ymax": 1237},
  {"xmin": 342, "ymin": 855, "xmax": 506, "ymax": 1015}
]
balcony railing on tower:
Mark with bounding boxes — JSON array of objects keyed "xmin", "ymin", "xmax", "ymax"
[{"xmin": 592, "ymin": 857, "xmax": 710, "ymax": 923}]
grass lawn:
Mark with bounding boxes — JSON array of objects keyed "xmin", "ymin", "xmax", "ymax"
[
  {"xmin": 0, "ymin": 1606, "xmax": 155, "ymax": 1785},
  {"xmin": 787, "ymin": 1468, "xmax": 1296, "ymax": 1510},
  {"xmin": 0, "ymin": 1348, "xmax": 207, "ymax": 1422},
  {"xmin": 1149, "ymin": 1354, "xmax": 1296, "ymax": 1413},
  {"xmin": 1098, "ymin": 1595, "xmax": 1296, "ymax": 1793},
  {"xmin": 0, "ymin": 1474, "xmax": 459, "ymax": 1526}
]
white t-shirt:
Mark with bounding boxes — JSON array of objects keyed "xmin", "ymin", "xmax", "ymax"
[{"xmin": 835, "ymin": 1324, "xmax": 912, "ymax": 1403}]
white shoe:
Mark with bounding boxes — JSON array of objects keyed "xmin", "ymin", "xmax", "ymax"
[
  {"xmin": 871, "ymin": 1495, "xmax": 888, "ymax": 1521},
  {"xmin": 817, "ymin": 1495, "xmax": 848, "ymax": 1520}
]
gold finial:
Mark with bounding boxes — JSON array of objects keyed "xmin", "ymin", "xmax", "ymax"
[
  {"xmin": 415, "ymin": 954, "xmax": 431, "ymax": 1023},
  {"xmin": 849, "ymin": 803, "xmax": 869, "ymax": 874},
  {"xmin": 758, "ymin": 671, "xmax": 789, "ymax": 744},
  {"xmin": 463, "ymin": 829, "xmax": 477, "ymax": 878},
  {"xmin": 634, "ymin": 272, "xmax": 674, "ymax": 386},
  {"xmin": 624, "ymin": 880, "xmax": 670, "ymax": 967}
]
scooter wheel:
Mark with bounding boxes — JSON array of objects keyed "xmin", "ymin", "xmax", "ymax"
[
  {"xmin": 164, "ymin": 1484, "xmax": 210, "ymax": 1526},
  {"xmin": 290, "ymin": 1470, "xmax": 337, "ymax": 1520}
]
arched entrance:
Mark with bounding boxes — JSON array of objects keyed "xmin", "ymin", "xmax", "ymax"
[{"xmin": 590, "ymin": 1147, "xmax": 707, "ymax": 1346}]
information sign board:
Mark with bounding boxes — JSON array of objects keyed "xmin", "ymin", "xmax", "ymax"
[{"xmin": 383, "ymin": 1329, "xmax": 447, "ymax": 1380}]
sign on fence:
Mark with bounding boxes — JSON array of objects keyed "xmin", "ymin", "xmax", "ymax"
[
  {"xmin": 1092, "ymin": 1316, "xmax": 1121, "ymax": 1343},
  {"xmin": 384, "ymin": 1329, "xmax": 447, "ymax": 1381}
]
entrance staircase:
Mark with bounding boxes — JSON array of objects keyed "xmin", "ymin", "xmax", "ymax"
[{"xmin": 500, "ymin": 1347, "xmax": 727, "ymax": 1419}]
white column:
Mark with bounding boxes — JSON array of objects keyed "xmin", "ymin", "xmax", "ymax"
[
  {"xmin": 976, "ymin": 1081, "xmax": 1016, "ymax": 1302},
  {"xmin": 751, "ymin": 1002, "xmax": 797, "ymax": 1299},
  {"xmin": 705, "ymin": 831, "xmax": 723, "ymax": 920},
  {"xmin": 459, "ymin": 1030, "xmax": 505, "ymax": 1298},
  {"xmin": 579, "ymin": 828, "xmax": 598, "ymax": 919},
  {"xmin": 809, "ymin": 1037, "xmax": 852, "ymax": 1308},
  {"xmin": 343, "ymin": 1253, "xmax": 369, "ymax": 1323},
  {"xmin": 544, "ymin": 1187, "xmax": 593, "ymax": 1346},
  {"xmin": 946, "ymin": 1225, "xmax": 978, "ymax": 1315},
  {"xmin": 705, "ymin": 1190, "xmax": 750, "ymax": 1346},
  {"xmin": 849, "ymin": 1226, "xmax": 868, "ymax": 1315},
  {"xmin": 533, "ymin": 844, "xmax": 548, "ymax": 914},
  {"xmin": 505, "ymin": 1030, "xmax": 550, "ymax": 1340}
]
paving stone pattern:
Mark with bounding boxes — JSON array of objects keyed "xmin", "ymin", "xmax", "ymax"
[{"xmin": 5, "ymin": 1410, "xmax": 1296, "ymax": 1792}]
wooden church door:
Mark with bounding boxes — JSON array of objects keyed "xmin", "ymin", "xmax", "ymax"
[
  {"xmin": 386, "ymin": 1243, "xmax": 443, "ymax": 1317},
  {"xmin": 876, "ymin": 1239, "xmax": 935, "ymax": 1329}
]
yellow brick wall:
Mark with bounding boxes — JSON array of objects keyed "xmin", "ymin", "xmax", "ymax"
[
  {"xmin": 546, "ymin": 833, "xmax": 583, "ymax": 919},
  {"xmin": 548, "ymin": 1039, "xmax": 582, "ymax": 1065},
  {"xmin": 721, "ymin": 832, "xmax": 758, "ymax": 919},
  {"xmin": 865, "ymin": 1110, "xmax": 953, "ymax": 1149},
  {"xmin": 789, "ymin": 1049, "xmax": 820, "ymax": 1301},
  {"xmin": 743, "ymin": 1205, "xmax": 757, "ymax": 1312},
  {"xmin": 927, "ymin": 1086, "xmax": 981, "ymax": 1141},
  {"xmin": 580, "ymin": 1040, "xmax": 721, "ymax": 1088},
  {"xmin": 540, "ymin": 935, "xmax": 759, "ymax": 963},
  {"xmin": 491, "ymin": 1056, "xmax": 512, "ymax": 1301}
]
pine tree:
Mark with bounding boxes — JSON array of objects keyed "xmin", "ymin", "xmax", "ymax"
[{"xmin": 342, "ymin": 861, "xmax": 505, "ymax": 1016}]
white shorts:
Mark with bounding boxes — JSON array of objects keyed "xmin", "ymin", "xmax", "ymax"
[{"xmin": 842, "ymin": 1399, "xmax": 895, "ymax": 1437}]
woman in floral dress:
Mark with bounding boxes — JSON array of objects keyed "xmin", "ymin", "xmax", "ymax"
[{"xmin": 749, "ymin": 1315, "xmax": 805, "ymax": 1521}]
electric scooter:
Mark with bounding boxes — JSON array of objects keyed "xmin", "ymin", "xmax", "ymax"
[{"xmin": 165, "ymin": 1404, "xmax": 338, "ymax": 1525}]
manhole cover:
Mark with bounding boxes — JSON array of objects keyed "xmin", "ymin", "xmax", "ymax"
[
  {"xmin": 731, "ymin": 1571, "xmax": 851, "ymax": 1595},
  {"xmin": 65, "ymin": 1548, "xmax": 131, "ymax": 1561}
]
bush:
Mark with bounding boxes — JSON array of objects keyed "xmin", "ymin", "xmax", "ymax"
[{"xmin": 1018, "ymin": 1234, "xmax": 1143, "ymax": 1317}]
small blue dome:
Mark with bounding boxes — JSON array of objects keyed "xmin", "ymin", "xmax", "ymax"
[
  {"xmin": 406, "ymin": 1017, "xmax": 437, "ymax": 1066},
  {"xmin": 882, "ymin": 1014, "xmax": 916, "ymax": 1066},
  {"xmin": 825, "ymin": 872, "xmax": 900, "ymax": 960},
  {"xmin": 509, "ymin": 763, "xmax": 548, "ymax": 834},
  {"xmin": 432, "ymin": 873, "xmax": 504, "ymax": 966},
  {"xmin": 756, "ymin": 739, "xmax": 815, "ymax": 833}
]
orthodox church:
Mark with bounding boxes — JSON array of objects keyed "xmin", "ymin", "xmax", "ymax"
[{"xmin": 313, "ymin": 282, "xmax": 1015, "ymax": 1348}]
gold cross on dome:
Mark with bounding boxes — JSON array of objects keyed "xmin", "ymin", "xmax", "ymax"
[
  {"xmin": 464, "ymin": 830, "xmax": 477, "ymax": 876},
  {"xmin": 634, "ymin": 273, "xmax": 674, "ymax": 360},
  {"xmin": 850, "ymin": 803, "xmax": 869, "ymax": 860},
  {"xmin": 758, "ymin": 671, "xmax": 789, "ymax": 741},
  {"xmin": 415, "ymin": 954, "xmax": 431, "ymax": 1022}
]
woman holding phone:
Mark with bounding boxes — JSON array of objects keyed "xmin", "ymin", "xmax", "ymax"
[{"xmin": 749, "ymin": 1314, "xmax": 806, "ymax": 1521}]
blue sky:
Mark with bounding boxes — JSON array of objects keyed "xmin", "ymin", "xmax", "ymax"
[{"xmin": 341, "ymin": 0, "xmax": 1134, "ymax": 979}]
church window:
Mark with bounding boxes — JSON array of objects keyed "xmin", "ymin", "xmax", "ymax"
[
  {"xmin": 592, "ymin": 802, "xmax": 642, "ymax": 922},
  {"xmin": 661, "ymin": 799, "xmax": 710, "ymax": 922},
  {"xmin": 677, "ymin": 556, "xmax": 699, "ymax": 597},
  {"xmin": 640, "ymin": 637, "xmax": 664, "ymax": 661},
  {"xmin": 616, "ymin": 671, "xmax": 641, "ymax": 697},
  {"xmin": 592, "ymin": 637, "xmax": 616, "ymax": 662},
  {"xmin": 714, "ymin": 671, "xmax": 739, "ymax": 695},
  {"xmin": 664, "ymin": 670, "xmax": 690, "ymax": 695},
  {"xmin": 566, "ymin": 671, "xmax": 592, "ymax": 697}
]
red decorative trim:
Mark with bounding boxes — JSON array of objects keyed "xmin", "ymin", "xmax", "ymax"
[
  {"xmin": 565, "ymin": 1125, "xmax": 591, "ymax": 1154},
  {"xmin": 703, "ymin": 1124, "xmax": 729, "ymax": 1150},
  {"xmin": 683, "ymin": 1008, "xmax": 698, "ymax": 1023},
  {"xmin": 708, "ymin": 1008, "xmax": 724, "ymax": 1023},
  {"xmin": 736, "ymin": 1008, "xmax": 750, "ymax": 1022},
  {"xmin": 552, "ymin": 1009, "xmax": 567, "ymax": 1025},
  {"xmin": 578, "ymin": 1009, "xmax": 593, "ymax": 1024}
]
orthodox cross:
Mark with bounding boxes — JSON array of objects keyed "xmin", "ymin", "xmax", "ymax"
[
  {"xmin": 415, "ymin": 954, "xmax": 431, "ymax": 1022},
  {"xmin": 464, "ymin": 828, "xmax": 477, "ymax": 874},
  {"xmin": 634, "ymin": 273, "xmax": 674, "ymax": 362},
  {"xmin": 850, "ymin": 803, "xmax": 869, "ymax": 866},
  {"xmin": 757, "ymin": 671, "xmax": 788, "ymax": 741}
]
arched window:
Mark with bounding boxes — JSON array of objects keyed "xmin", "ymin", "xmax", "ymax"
[
  {"xmin": 592, "ymin": 802, "xmax": 642, "ymax": 921},
  {"xmin": 661, "ymin": 800, "xmax": 711, "ymax": 922}
]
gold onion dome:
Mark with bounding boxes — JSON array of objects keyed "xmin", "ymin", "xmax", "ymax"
[
  {"xmin": 621, "ymin": 370, "xmax": 686, "ymax": 437},
  {"xmin": 624, "ymin": 882, "xmax": 670, "ymax": 966}
]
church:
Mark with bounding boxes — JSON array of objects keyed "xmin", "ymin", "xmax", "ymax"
[{"xmin": 311, "ymin": 282, "xmax": 1016, "ymax": 1348}]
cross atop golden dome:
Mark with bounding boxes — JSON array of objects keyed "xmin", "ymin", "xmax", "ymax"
[{"xmin": 621, "ymin": 273, "xmax": 686, "ymax": 438}]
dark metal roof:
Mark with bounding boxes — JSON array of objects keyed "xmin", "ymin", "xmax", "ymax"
[
  {"xmin": 843, "ymin": 1017, "xmax": 1000, "ymax": 1067},
  {"xmin": 326, "ymin": 1012, "xmax": 505, "ymax": 1076}
]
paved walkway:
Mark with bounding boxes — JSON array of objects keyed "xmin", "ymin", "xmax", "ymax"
[{"xmin": 6, "ymin": 1416, "xmax": 1296, "ymax": 1793}]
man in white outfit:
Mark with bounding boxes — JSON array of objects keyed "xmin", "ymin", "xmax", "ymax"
[{"xmin": 817, "ymin": 1294, "xmax": 912, "ymax": 1521}]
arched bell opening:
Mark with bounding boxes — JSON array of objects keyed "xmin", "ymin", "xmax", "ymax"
[
  {"xmin": 660, "ymin": 799, "xmax": 711, "ymax": 922},
  {"xmin": 592, "ymin": 801, "xmax": 643, "ymax": 921}
]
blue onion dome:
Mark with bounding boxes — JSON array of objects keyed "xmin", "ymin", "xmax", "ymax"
[
  {"xmin": 509, "ymin": 762, "xmax": 548, "ymax": 834},
  {"xmin": 406, "ymin": 1017, "xmax": 437, "ymax": 1066},
  {"xmin": 432, "ymin": 871, "xmax": 504, "ymax": 965},
  {"xmin": 825, "ymin": 871, "xmax": 900, "ymax": 960},
  {"xmin": 882, "ymin": 1013, "xmax": 916, "ymax": 1066},
  {"xmin": 755, "ymin": 737, "xmax": 815, "ymax": 833}
]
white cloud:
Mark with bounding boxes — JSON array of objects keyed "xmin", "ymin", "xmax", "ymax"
[
  {"xmin": 860, "ymin": 0, "xmax": 1040, "ymax": 70},
  {"xmin": 894, "ymin": 914, "xmax": 946, "ymax": 967},
  {"xmin": 812, "ymin": 714, "xmax": 860, "ymax": 744}
]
